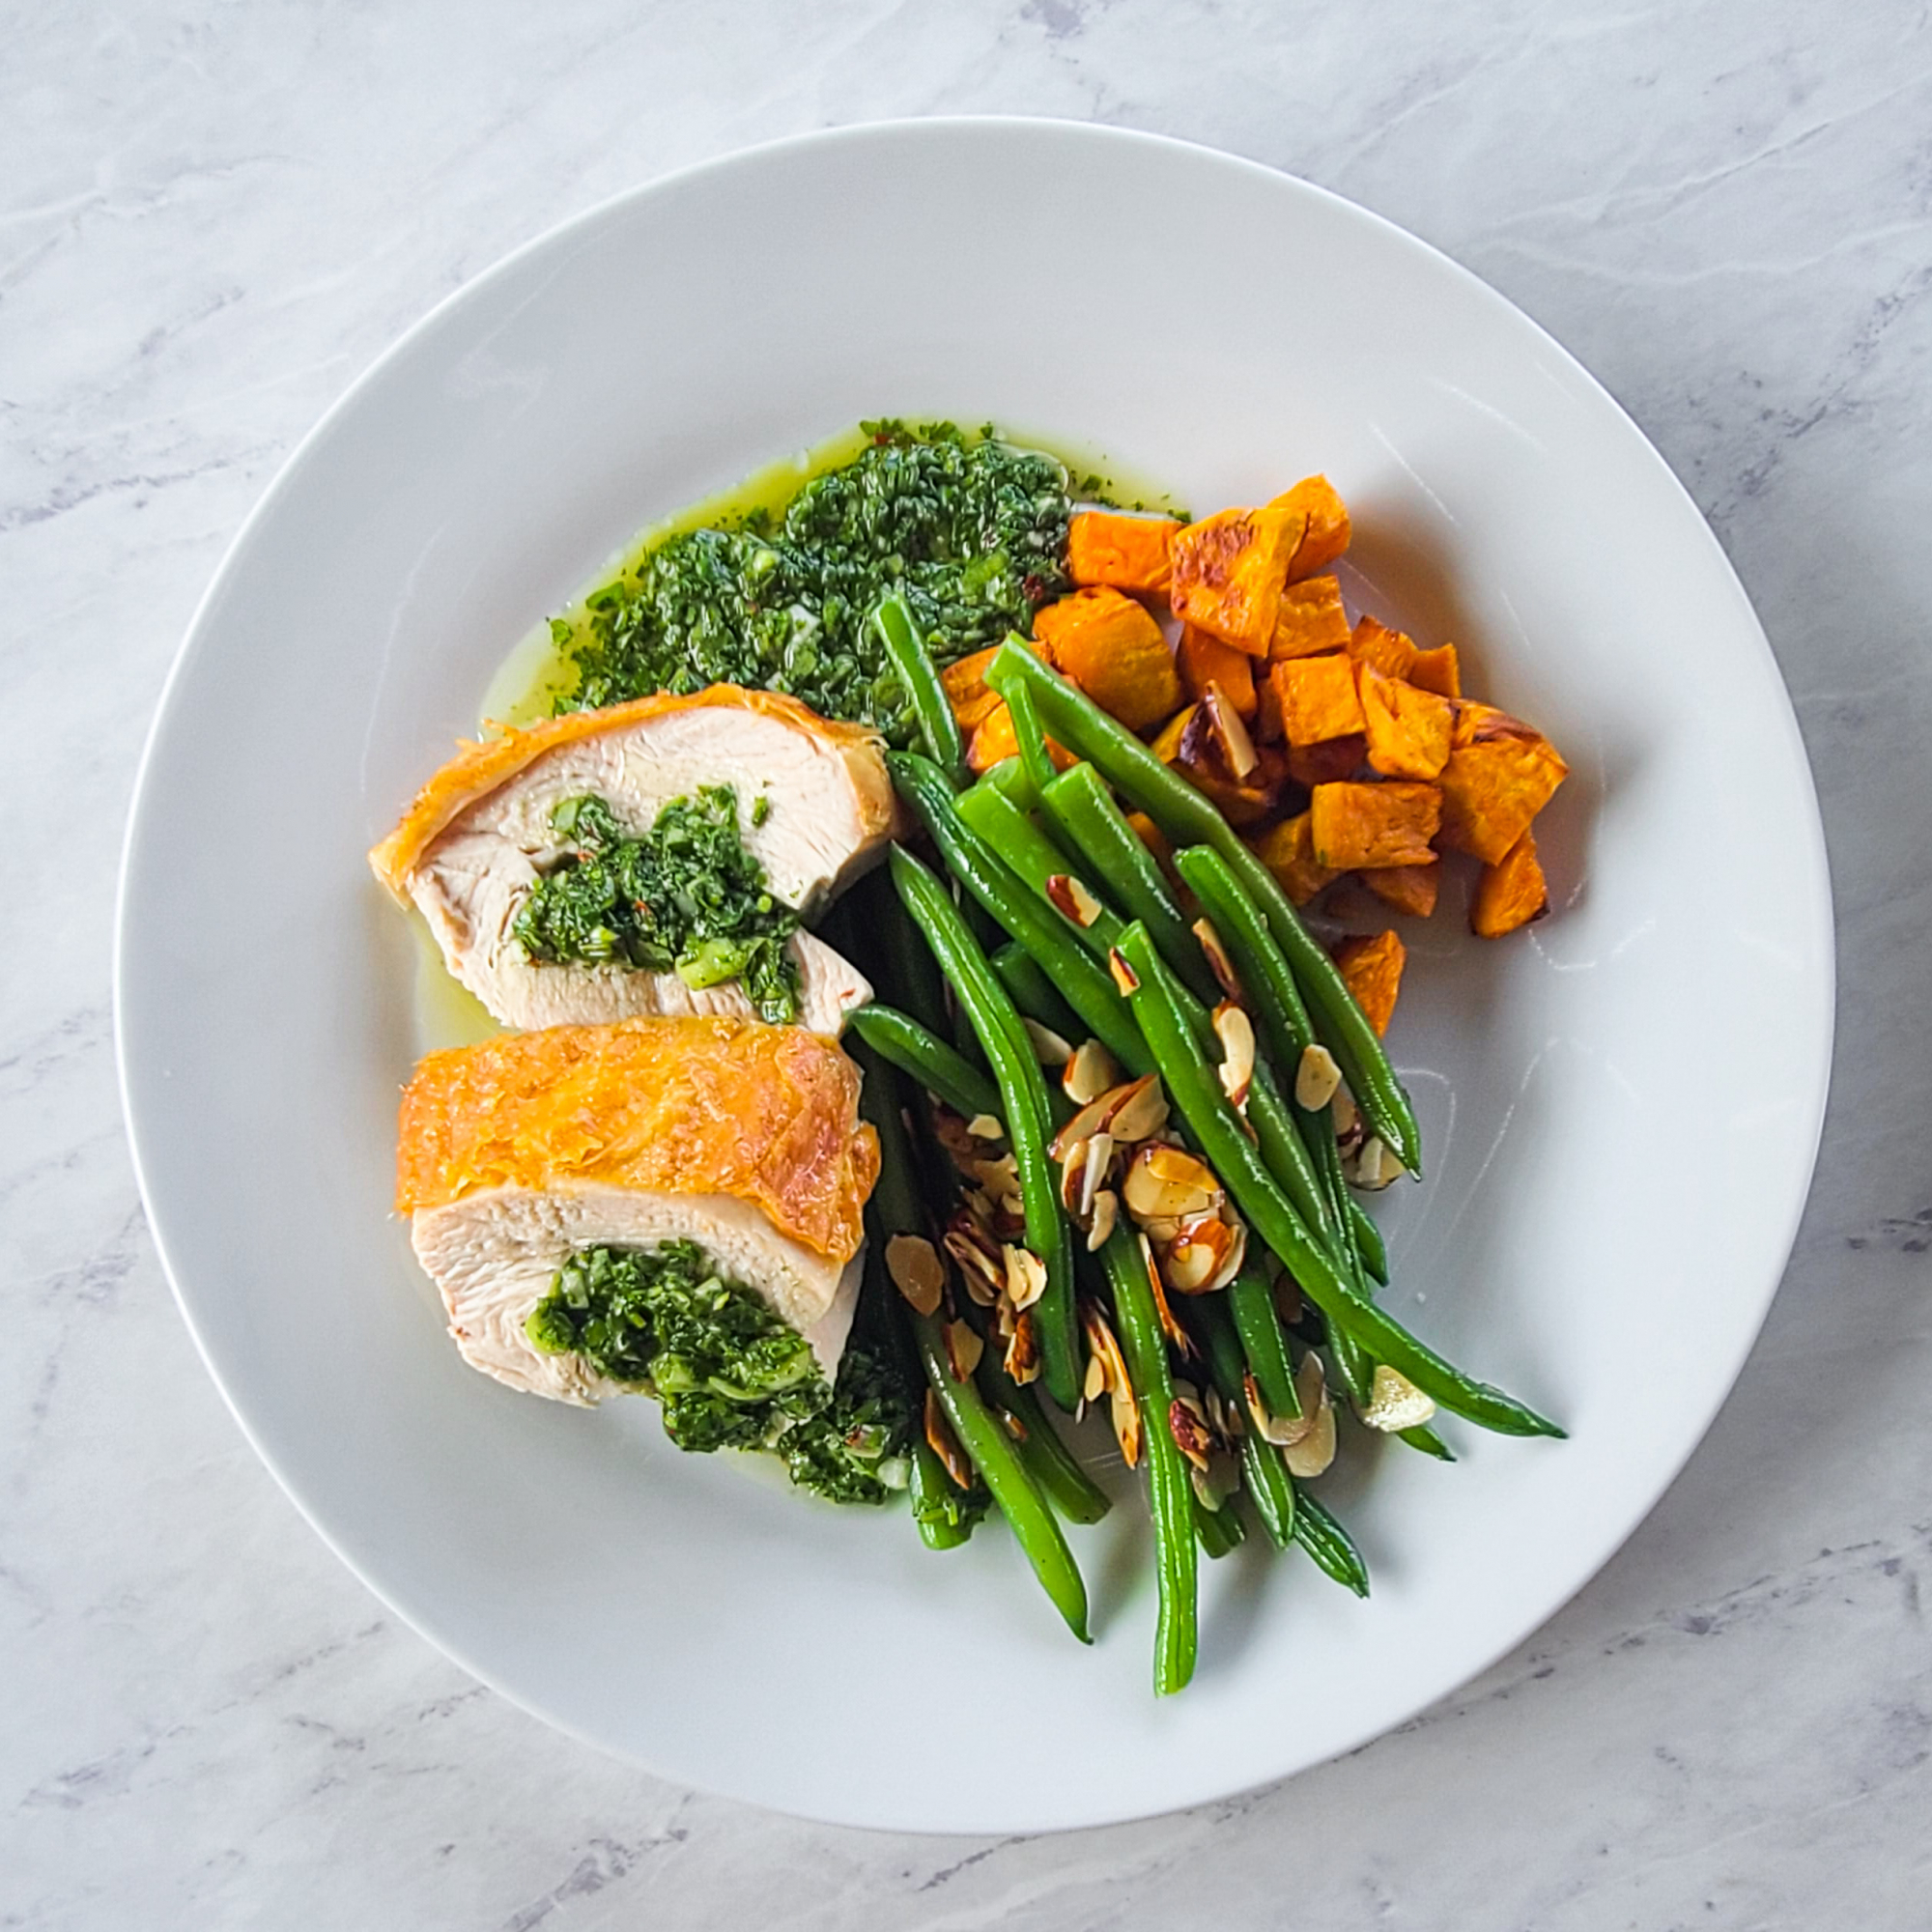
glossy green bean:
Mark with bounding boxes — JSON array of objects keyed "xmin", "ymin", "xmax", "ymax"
[
  {"xmin": 985, "ymin": 642, "xmax": 1423, "ymax": 1174},
  {"xmin": 890, "ymin": 844, "xmax": 1081, "ymax": 1411},
  {"xmin": 993, "ymin": 941, "xmax": 1084, "ymax": 1045},
  {"xmin": 911, "ymin": 1303, "xmax": 1091, "ymax": 1638},
  {"xmin": 978, "ymin": 1347, "xmax": 1112, "ymax": 1524},
  {"xmin": 1042, "ymin": 763, "xmax": 1222, "ymax": 1005},
  {"xmin": 1227, "ymin": 1257, "xmax": 1300, "ymax": 1421},
  {"xmin": 845, "ymin": 1006, "xmax": 1001, "ymax": 1124},
  {"xmin": 894, "ymin": 755, "xmax": 1151, "ymax": 1077},
  {"xmin": 1400, "ymin": 1424, "xmax": 1457, "ymax": 1462},
  {"xmin": 1190, "ymin": 1293, "xmax": 1295, "ymax": 1549},
  {"xmin": 1350, "ymin": 1194, "xmax": 1391, "ymax": 1287},
  {"xmin": 1290, "ymin": 1485, "xmax": 1371, "ymax": 1597},
  {"xmin": 957, "ymin": 780, "xmax": 1112, "ymax": 948},
  {"xmin": 1006, "ymin": 676, "xmax": 1061, "ymax": 805},
  {"xmin": 1193, "ymin": 1492, "xmax": 1245, "ymax": 1558},
  {"xmin": 1112, "ymin": 923, "xmax": 1563, "ymax": 1439},
  {"xmin": 1099, "ymin": 1226, "xmax": 1198, "ymax": 1694},
  {"xmin": 868, "ymin": 593, "xmax": 966, "ymax": 787}
]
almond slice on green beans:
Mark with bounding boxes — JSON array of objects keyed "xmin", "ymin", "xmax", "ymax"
[
  {"xmin": 885, "ymin": 1234, "xmax": 944, "ymax": 1317},
  {"xmin": 1062, "ymin": 1038, "xmax": 1119, "ymax": 1105},
  {"xmin": 1294, "ymin": 1042, "xmax": 1343, "ymax": 1112},
  {"xmin": 1357, "ymin": 1363, "xmax": 1436, "ymax": 1432}
]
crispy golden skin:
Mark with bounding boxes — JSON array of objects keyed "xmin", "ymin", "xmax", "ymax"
[
  {"xmin": 395, "ymin": 1015, "xmax": 879, "ymax": 1263},
  {"xmin": 368, "ymin": 685, "xmax": 896, "ymax": 900}
]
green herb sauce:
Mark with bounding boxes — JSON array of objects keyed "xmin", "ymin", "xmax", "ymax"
[
  {"xmin": 526, "ymin": 1240, "xmax": 914, "ymax": 1504},
  {"xmin": 556, "ymin": 420, "xmax": 1073, "ymax": 745},
  {"xmin": 511, "ymin": 785, "xmax": 801, "ymax": 1022}
]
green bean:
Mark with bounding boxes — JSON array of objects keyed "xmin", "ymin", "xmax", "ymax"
[
  {"xmin": 910, "ymin": 1303, "xmax": 1091, "ymax": 1638},
  {"xmin": 1173, "ymin": 844, "xmax": 1315, "ymax": 1065},
  {"xmin": 845, "ymin": 1006, "xmax": 1001, "ymax": 1124},
  {"xmin": 1112, "ymin": 923, "xmax": 1563, "ymax": 1439},
  {"xmin": 985, "ymin": 642, "xmax": 1423, "ymax": 1174},
  {"xmin": 890, "ymin": 844, "xmax": 1081, "ymax": 1411},
  {"xmin": 894, "ymin": 754, "xmax": 1151, "ymax": 1077},
  {"xmin": 1400, "ymin": 1423, "xmax": 1456, "ymax": 1462},
  {"xmin": 1228, "ymin": 1257, "xmax": 1300, "ymax": 1421},
  {"xmin": 1291, "ymin": 1485, "xmax": 1371, "ymax": 1597},
  {"xmin": 1190, "ymin": 1293, "xmax": 1295, "ymax": 1549},
  {"xmin": 993, "ymin": 941, "xmax": 1084, "ymax": 1045},
  {"xmin": 1194, "ymin": 1492, "xmax": 1245, "ymax": 1558},
  {"xmin": 909, "ymin": 1435, "xmax": 984, "ymax": 1548},
  {"xmin": 868, "ymin": 593, "xmax": 966, "ymax": 787},
  {"xmin": 1042, "ymin": 763, "xmax": 1222, "ymax": 1005},
  {"xmin": 1006, "ymin": 676, "xmax": 1062, "ymax": 806},
  {"xmin": 978, "ymin": 1345, "xmax": 1112, "ymax": 1524},
  {"xmin": 957, "ymin": 780, "xmax": 1110, "ymax": 944},
  {"xmin": 1350, "ymin": 1194, "xmax": 1390, "ymax": 1287},
  {"xmin": 1099, "ymin": 1226, "xmax": 1198, "ymax": 1694}
]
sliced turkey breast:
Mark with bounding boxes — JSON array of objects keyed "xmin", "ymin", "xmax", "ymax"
[
  {"xmin": 370, "ymin": 686, "xmax": 896, "ymax": 1035},
  {"xmin": 395, "ymin": 1014, "xmax": 880, "ymax": 1406}
]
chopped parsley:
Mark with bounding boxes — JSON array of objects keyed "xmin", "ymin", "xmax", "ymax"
[
  {"xmin": 526, "ymin": 1241, "xmax": 914, "ymax": 1505},
  {"xmin": 511, "ymin": 785, "xmax": 801, "ymax": 1023},
  {"xmin": 557, "ymin": 421, "xmax": 1071, "ymax": 745}
]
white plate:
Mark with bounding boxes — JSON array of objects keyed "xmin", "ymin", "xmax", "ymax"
[{"xmin": 116, "ymin": 121, "xmax": 1833, "ymax": 1833}]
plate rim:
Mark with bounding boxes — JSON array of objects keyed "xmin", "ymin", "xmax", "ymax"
[{"xmin": 114, "ymin": 114, "xmax": 1837, "ymax": 1833}]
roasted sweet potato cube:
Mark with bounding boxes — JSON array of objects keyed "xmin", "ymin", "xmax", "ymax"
[
  {"xmin": 1437, "ymin": 703, "xmax": 1568, "ymax": 864},
  {"xmin": 1358, "ymin": 665, "xmax": 1454, "ymax": 781},
  {"xmin": 1068, "ymin": 511, "xmax": 1180, "ymax": 594},
  {"xmin": 1333, "ymin": 929, "xmax": 1406, "ymax": 1037},
  {"xmin": 1406, "ymin": 642, "xmax": 1462, "ymax": 699},
  {"xmin": 1270, "ymin": 574, "xmax": 1352, "ymax": 660},
  {"xmin": 1034, "ymin": 586, "xmax": 1181, "ymax": 731},
  {"xmin": 1310, "ymin": 781, "xmax": 1441, "ymax": 869},
  {"xmin": 1178, "ymin": 625, "xmax": 1258, "ymax": 716},
  {"xmin": 1349, "ymin": 615, "xmax": 1417, "ymax": 680},
  {"xmin": 1249, "ymin": 810, "xmax": 1338, "ymax": 906},
  {"xmin": 1471, "ymin": 829, "xmax": 1550, "ymax": 937},
  {"xmin": 1150, "ymin": 704, "xmax": 1197, "ymax": 764},
  {"xmin": 1360, "ymin": 861, "xmax": 1440, "ymax": 919},
  {"xmin": 1268, "ymin": 475, "xmax": 1351, "ymax": 580},
  {"xmin": 968, "ymin": 702, "xmax": 1073, "ymax": 778},
  {"xmin": 1169, "ymin": 506, "xmax": 1305, "ymax": 655},
  {"xmin": 1273, "ymin": 655, "xmax": 1365, "ymax": 746},
  {"xmin": 1285, "ymin": 733, "xmax": 1367, "ymax": 786},
  {"xmin": 940, "ymin": 644, "xmax": 1006, "ymax": 732}
]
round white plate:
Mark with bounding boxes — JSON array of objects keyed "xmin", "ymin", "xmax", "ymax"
[{"xmin": 116, "ymin": 120, "xmax": 1833, "ymax": 1833}]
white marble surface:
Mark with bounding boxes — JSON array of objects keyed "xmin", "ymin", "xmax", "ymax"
[{"xmin": 6, "ymin": 2, "xmax": 1929, "ymax": 1923}]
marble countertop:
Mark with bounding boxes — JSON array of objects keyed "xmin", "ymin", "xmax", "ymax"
[{"xmin": 8, "ymin": 3, "xmax": 1930, "ymax": 1924}]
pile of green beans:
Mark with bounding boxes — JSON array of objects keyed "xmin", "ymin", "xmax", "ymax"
[{"xmin": 832, "ymin": 642, "xmax": 1558, "ymax": 1692}]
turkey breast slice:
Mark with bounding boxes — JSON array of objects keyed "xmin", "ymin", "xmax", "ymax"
[
  {"xmin": 369, "ymin": 686, "xmax": 896, "ymax": 1034},
  {"xmin": 412, "ymin": 1183, "xmax": 863, "ymax": 1406}
]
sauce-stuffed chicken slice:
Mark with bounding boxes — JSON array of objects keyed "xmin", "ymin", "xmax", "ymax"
[
  {"xmin": 370, "ymin": 686, "xmax": 895, "ymax": 1034},
  {"xmin": 396, "ymin": 1016, "xmax": 880, "ymax": 1415}
]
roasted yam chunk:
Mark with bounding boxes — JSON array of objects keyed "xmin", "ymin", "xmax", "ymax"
[
  {"xmin": 1471, "ymin": 829, "xmax": 1551, "ymax": 937},
  {"xmin": 1406, "ymin": 642, "xmax": 1462, "ymax": 699},
  {"xmin": 1437, "ymin": 702, "xmax": 1568, "ymax": 864},
  {"xmin": 1273, "ymin": 655, "xmax": 1366, "ymax": 746},
  {"xmin": 1270, "ymin": 574, "xmax": 1352, "ymax": 660},
  {"xmin": 1286, "ymin": 734, "xmax": 1368, "ymax": 786},
  {"xmin": 1178, "ymin": 625, "xmax": 1257, "ymax": 716},
  {"xmin": 1248, "ymin": 810, "xmax": 1338, "ymax": 907},
  {"xmin": 1332, "ymin": 930, "xmax": 1406, "ymax": 1037},
  {"xmin": 1268, "ymin": 475, "xmax": 1351, "ymax": 580},
  {"xmin": 1360, "ymin": 860, "xmax": 1441, "ymax": 919},
  {"xmin": 941, "ymin": 644, "xmax": 1007, "ymax": 732},
  {"xmin": 1067, "ymin": 511, "xmax": 1180, "ymax": 594},
  {"xmin": 1349, "ymin": 615, "xmax": 1417, "ymax": 681},
  {"xmin": 1358, "ymin": 665, "xmax": 1454, "ymax": 781},
  {"xmin": 1034, "ymin": 586, "xmax": 1182, "ymax": 731},
  {"xmin": 1310, "ymin": 780, "xmax": 1441, "ymax": 869},
  {"xmin": 1169, "ymin": 506, "xmax": 1304, "ymax": 655},
  {"xmin": 396, "ymin": 1016, "xmax": 879, "ymax": 1405}
]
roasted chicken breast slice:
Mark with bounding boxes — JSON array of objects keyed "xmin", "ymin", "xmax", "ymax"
[
  {"xmin": 396, "ymin": 1016, "xmax": 880, "ymax": 1405},
  {"xmin": 370, "ymin": 686, "xmax": 896, "ymax": 1035}
]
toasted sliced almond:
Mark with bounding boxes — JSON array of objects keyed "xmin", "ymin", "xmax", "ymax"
[
  {"xmin": 1168, "ymin": 1393, "xmax": 1215, "ymax": 1472},
  {"xmin": 1080, "ymin": 1132, "xmax": 1114, "ymax": 1218},
  {"xmin": 1003, "ymin": 1244, "xmax": 1048, "ymax": 1312},
  {"xmin": 1164, "ymin": 1210, "xmax": 1245, "ymax": 1294},
  {"xmin": 1351, "ymin": 1137, "xmax": 1402, "ymax": 1191},
  {"xmin": 885, "ymin": 1234, "xmax": 944, "ymax": 1317},
  {"xmin": 1045, "ymin": 872, "xmax": 1105, "ymax": 928},
  {"xmin": 1080, "ymin": 1298, "xmax": 1130, "ymax": 1400},
  {"xmin": 1049, "ymin": 1071, "xmax": 1164, "ymax": 1161},
  {"xmin": 1108, "ymin": 949, "xmax": 1140, "ymax": 996},
  {"xmin": 1062, "ymin": 1038, "xmax": 1120, "ymax": 1105},
  {"xmin": 1111, "ymin": 1388, "xmax": 1144, "ymax": 1467},
  {"xmin": 943, "ymin": 1319, "xmax": 984, "ymax": 1380},
  {"xmin": 1083, "ymin": 1350, "xmax": 1108, "ymax": 1404},
  {"xmin": 1244, "ymin": 1369, "xmax": 1297, "ymax": 1446},
  {"xmin": 1023, "ymin": 1018, "xmax": 1074, "ymax": 1068},
  {"xmin": 925, "ymin": 1390, "xmax": 974, "ymax": 1489},
  {"xmin": 1192, "ymin": 918, "xmax": 1246, "ymax": 1003},
  {"xmin": 1331, "ymin": 1083, "xmax": 1361, "ymax": 1151},
  {"xmin": 1122, "ymin": 1143, "xmax": 1222, "ymax": 1223},
  {"xmin": 1294, "ymin": 1042, "xmax": 1343, "ymax": 1112},
  {"xmin": 966, "ymin": 1112, "xmax": 1006, "ymax": 1144},
  {"xmin": 1203, "ymin": 679, "xmax": 1260, "ymax": 780},
  {"xmin": 944, "ymin": 1225, "xmax": 1002, "ymax": 1307},
  {"xmin": 1283, "ymin": 1390, "xmax": 1337, "ymax": 1478},
  {"xmin": 1139, "ymin": 1232, "xmax": 1196, "ymax": 1356},
  {"xmin": 1004, "ymin": 1309, "xmax": 1041, "ymax": 1385},
  {"xmin": 970, "ymin": 1151, "xmax": 1023, "ymax": 1210},
  {"xmin": 1059, "ymin": 1136, "xmax": 1090, "ymax": 1213},
  {"xmin": 1357, "ymin": 1363, "xmax": 1436, "ymax": 1433},
  {"xmin": 1213, "ymin": 1001, "xmax": 1256, "ymax": 1113},
  {"xmin": 1085, "ymin": 1188, "xmax": 1119, "ymax": 1251}
]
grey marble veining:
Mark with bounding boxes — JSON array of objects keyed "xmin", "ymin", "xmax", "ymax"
[{"xmin": 6, "ymin": 2, "xmax": 1931, "ymax": 1925}]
